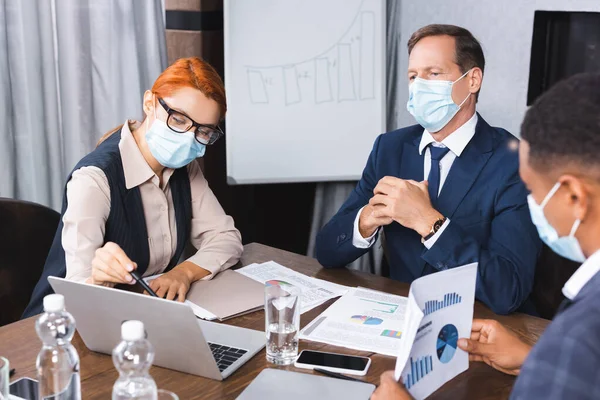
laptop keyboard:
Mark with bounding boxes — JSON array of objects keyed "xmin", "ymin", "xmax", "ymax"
[{"xmin": 208, "ymin": 342, "xmax": 248, "ymax": 372}]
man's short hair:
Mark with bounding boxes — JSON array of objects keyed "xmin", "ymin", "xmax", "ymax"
[
  {"xmin": 407, "ymin": 24, "xmax": 485, "ymax": 100},
  {"xmin": 521, "ymin": 73, "xmax": 600, "ymax": 172}
]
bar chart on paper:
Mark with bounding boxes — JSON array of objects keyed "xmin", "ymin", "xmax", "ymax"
[
  {"xmin": 423, "ymin": 293, "xmax": 462, "ymax": 316},
  {"xmin": 403, "ymin": 355, "xmax": 434, "ymax": 389}
]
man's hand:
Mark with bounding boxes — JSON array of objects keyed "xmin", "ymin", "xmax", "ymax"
[
  {"xmin": 371, "ymin": 371, "xmax": 413, "ymax": 400},
  {"xmin": 358, "ymin": 204, "xmax": 394, "ymax": 238},
  {"xmin": 147, "ymin": 261, "xmax": 211, "ymax": 302},
  {"xmin": 457, "ymin": 319, "xmax": 532, "ymax": 376},
  {"xmin": 369, "ymin": 177, "xmax": 443, "ymax": 237}
]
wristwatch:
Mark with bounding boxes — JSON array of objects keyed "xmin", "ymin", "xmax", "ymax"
[{"xmin": 422, "ymin": 217, "xmax": 447, "ymax": 242}]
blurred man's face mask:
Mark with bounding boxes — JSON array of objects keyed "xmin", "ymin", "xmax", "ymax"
[{"xmin": 527, "ymin": 182, "xmax": 585, "ymax": 263}]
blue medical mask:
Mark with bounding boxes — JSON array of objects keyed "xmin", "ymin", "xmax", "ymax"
[
  {"xmin": 145, "ymin": 113, "xmax": 206, "ymax": 169},
  {"xmin": 406, "ymin": 69, "xmax": 472, "ymax": 133},
  {"xmin": 527, "ymin": 183, "xmax": 585, "ymax": 263}
]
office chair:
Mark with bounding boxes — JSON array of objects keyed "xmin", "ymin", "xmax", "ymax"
[
  {"xmin": 530, "ymin": 244, "xmax": 581, "ymax": 319},
  {"xmin": 0, "ymin": 198, "xmax": 60, "ymax": 326}
]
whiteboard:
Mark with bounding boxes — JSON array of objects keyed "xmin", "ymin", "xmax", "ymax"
[{"xmin": 224, "ymin": 0, "xmax": 386, "ymax": 184}]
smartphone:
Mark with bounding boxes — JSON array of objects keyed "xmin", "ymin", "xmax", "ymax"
[
  {"xmin": 9, "ymin": 377, "xmax": 39, "ymax": 400},
  {"xmin": 294, "ymin": 350, "xmax": 371, "ymax": 376}
]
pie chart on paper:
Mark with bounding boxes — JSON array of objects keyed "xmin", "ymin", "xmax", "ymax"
[
  {"xmin": 265, "ymin": 280, "xmax": 292, "ymax": 287},
  {"xmin": 436, "ymin": 324, "xmax": 458, "ymax": 364}
]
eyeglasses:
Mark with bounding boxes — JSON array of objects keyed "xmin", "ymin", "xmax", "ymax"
[{"xmin": 157, "ymin": 97, "xmax": 223, "ymax": 145}]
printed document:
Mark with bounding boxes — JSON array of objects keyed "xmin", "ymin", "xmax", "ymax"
[
  {"xmin": 235, "ymin": 261, "xmax": 349, "ymax": 313},
  {"xmin": 299, "ymin": 287, "xmax": 408, "ymax": 356},
  {"xmin": 394, "ymin": 263, "xmax": 477, "ymax": 399}
]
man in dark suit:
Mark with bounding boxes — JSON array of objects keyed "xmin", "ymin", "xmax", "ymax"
[
  {"xmin": 315, "ymin": 24, "xmax": 541, "ymax": 315},
  {"xmin": 372, "ymin": 73, "xmax": 600, "ymax": 400}
]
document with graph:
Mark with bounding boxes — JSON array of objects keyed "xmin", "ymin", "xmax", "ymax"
[
  {"xmin": 299, "ymin": 287, "xmax": 408, "ymax": 356},
  {"xmin": 394, "ymin": 263, "xmax": 478, "ymax": 400},
  {"xmin": 235, "ymin": 261, "xmax": 349, "ymax": 313}
]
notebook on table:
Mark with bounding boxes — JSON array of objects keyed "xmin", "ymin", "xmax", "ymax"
[
  {"xmin": 186, "ymin": 269, "xmax": 265, "ymax": 321},
  {"xmin": 145, "ymin": 269, "xmax": 264, "ymax": 321}
]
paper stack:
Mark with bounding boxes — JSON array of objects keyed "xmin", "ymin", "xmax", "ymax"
[{"xmin": 235, "ymin": 261, "xmax": 349, "ymax": 313}]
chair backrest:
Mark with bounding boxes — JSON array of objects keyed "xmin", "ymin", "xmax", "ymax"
[
  {"xmin": 0, "ymin": 198, "xmax": 60, "ymax": 326},
  {"xmin": 530, "ymin": 244, "xmax": 581, "ymax": 319}
]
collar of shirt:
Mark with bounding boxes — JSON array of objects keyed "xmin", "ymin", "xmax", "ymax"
[
  {"xmin": 418, "ymin": 112, "xmax": 478, "ymax": 156},
  {"xmin": 119, "ymin": 120, "xmax": 175, "ymax": 190},
  {"xmin": 562, "ymin": 249, "xmax": 600, "ymax": 300}
]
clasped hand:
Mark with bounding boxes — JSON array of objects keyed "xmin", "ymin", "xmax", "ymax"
[{"xmin": 359, "ymin": 176, "xmax": 443, "ymax": 238}]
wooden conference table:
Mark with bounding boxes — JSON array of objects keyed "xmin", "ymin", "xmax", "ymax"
[{"xmin": 0, "ymin": 243, "xmax": 550, "ymax": 399}]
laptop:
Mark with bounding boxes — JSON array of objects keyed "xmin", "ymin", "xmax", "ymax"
[{"xmin": 48, "ymin": 277, "xmax": 265, "ymax": 380}]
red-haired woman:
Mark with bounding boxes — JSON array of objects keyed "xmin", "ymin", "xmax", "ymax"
[{"xmin": 23, "ymin": 57, "xmax": 242, "ymax": 317}]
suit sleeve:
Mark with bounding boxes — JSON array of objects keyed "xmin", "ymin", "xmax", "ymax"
[
  {"xmin": 421, "ymin": 168, "xmax": 541, "ymax": 314},
  {"xmin": 511, "ymin": 324, "xmax": 600, "ymax": 399},
  {"xmin": 315, "ymin": 135, "xmax": 383, "ymax": 267}
]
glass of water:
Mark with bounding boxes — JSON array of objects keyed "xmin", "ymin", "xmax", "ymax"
[
  {"xmin": 157, "ymin": 389, "xmax": 179, "ymax": 400},
  {"xmin": 265, "ymin": 283, "xmax": 301, "ymax": 365},
  {"xmin": 0, "ymin": 357, "xmax": 9, "ymax": 400}
]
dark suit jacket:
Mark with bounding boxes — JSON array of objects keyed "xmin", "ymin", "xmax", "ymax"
[{"xmin": 315, "ymin": 115, "xmax": 542, "ymax": 314}]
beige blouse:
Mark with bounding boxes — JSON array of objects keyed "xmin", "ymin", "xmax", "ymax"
[{"xmin": 62, "ymin": 121, "xmax": 243, "ymax": 282}]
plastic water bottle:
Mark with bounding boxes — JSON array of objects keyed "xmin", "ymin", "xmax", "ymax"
[
  {"xmin": 35, "ymin": 294, "xmax": 81, "ymax": 399},
  {"xmin": 112, "ymin": 320, "xmax": 157, "ymax": 400}
]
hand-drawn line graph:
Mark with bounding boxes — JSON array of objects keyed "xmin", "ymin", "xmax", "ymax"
[{"xmin": 245, "ymin": 0, "xmax": 378, "ymax": 106}]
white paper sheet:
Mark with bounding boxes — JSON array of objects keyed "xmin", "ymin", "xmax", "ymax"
[
  {"xmin": 235, "ymin": 261, "xmax": 349, "ymax": 313},
  {"xmin": 394, "ymin": 263, "xmax": 477, "ymax": 400},
  {"xmin": 143, "ymin": 274, "xmax": 217, "ymax": 320},
  {"xmin": 299, "ymin": 287, "xmax": 408, "ymax": 356}
]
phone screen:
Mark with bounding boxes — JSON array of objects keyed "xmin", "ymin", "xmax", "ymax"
[
  {"xmin": 10, "ymin": 377, "xmax": 39, "ymax": 400},
  {"xmin": 297, "ymin": 351, "xmax": 369, "ymax": 371}
]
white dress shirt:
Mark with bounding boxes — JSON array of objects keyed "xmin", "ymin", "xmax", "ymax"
[
  {"xmin": 353, "ymin": 113, "xmax": 478, "ymax": 249},
  {"xmin": 562, "ymin": 249, "xmax": 600, "ymax": 300}
]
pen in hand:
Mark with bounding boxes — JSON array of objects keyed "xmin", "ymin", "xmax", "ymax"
[{"xmin": 130, "ymin": 270, "xmax": 159, "ymax": 298}]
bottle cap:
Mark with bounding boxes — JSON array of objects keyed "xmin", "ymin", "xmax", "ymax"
[
  {"xmin": 121, "ymin": 320, "xmax": 145, "ymax": 341},
  {"xmin": 43, "ymin": 294, "xmax": 65, "ymax": 313}
]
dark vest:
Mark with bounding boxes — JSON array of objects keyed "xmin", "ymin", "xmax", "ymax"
[{"xmin": 22, "ymin": 130, "xmax": 192, "ymax": 318}]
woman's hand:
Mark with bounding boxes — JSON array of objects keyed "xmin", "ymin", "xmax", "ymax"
[
  {"xmin": 457, "ymin": 319, "xmax": 532, "ymax": 376},
  {"xmin": 90, "ymin": 242, "xmax": 137, "ymax": 285},
  {"xmin": 148, "ymin": 261, "xmax": 211, "ymax": 302}
]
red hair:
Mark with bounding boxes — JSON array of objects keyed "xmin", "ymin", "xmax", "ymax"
[
  {"xmin": 152, "ymin": 57, "xmax": 226, "ymax": 117},
  {"xmin": 98, "ymin": 57, "xmax": 225, "ymax": 146}
]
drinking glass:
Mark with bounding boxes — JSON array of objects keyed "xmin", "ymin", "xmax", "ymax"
[{"xmin": 265, "ymin": 283, "xmax": 301, "ymax": 365}]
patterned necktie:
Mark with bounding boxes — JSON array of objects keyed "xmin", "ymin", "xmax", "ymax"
[{"xmin": 427, "ymin": 145, "xmax": 451, "ymax": 206}]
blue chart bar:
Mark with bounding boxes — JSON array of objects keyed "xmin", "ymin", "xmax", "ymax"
[
  {"xmin": 404, "ymin": 355, "xmax": 434, "ymax": 389},
  {"xmin": 423, "ymin": 292, "xmax": 462, "ymax": 316}
]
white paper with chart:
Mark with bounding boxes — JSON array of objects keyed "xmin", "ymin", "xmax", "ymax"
[
  {"xmin": 299, "ymin": 287, "xmax": 408, "ymax": 356},
  {"xmin": 394, "ymin": 263, "xmax": 477, "ymax": 400},
  {"xmin": 235, "ymin": 261, "xmax": 349, "ymax": 313}
]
